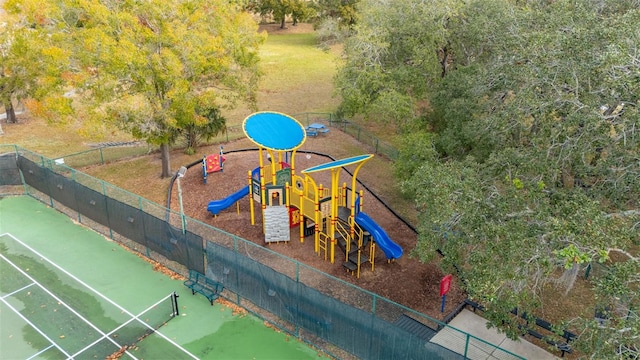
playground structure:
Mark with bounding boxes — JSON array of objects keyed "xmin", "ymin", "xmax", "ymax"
[
  {"xmin": 206, "ymin": 111, "xmax": 403, "ymax": 277},
  {"xmin": 202, "ymin": 147, "xmax": 226, "ymax": 184}
]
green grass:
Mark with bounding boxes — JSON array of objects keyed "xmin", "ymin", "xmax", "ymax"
[
  {"xmin": 223, "ymin": 30, "xmax": 341, "ymax": 124},
  {"xmin": 260, "ymin": 33, "xmax": 338, "ymax": 87}
]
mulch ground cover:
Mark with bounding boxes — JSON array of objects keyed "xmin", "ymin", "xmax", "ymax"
[{"xmin": 171, "ymin": 128, "xmax": 466, "ymax": 322}]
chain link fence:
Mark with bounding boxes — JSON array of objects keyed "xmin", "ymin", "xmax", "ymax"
[
  {"xmin": 1, "ymin": 146, "xmax": 524, "ymax": 359},
  {"xmin": 52, "ymin": 113, "xmax": 399, "ymax": 170}
]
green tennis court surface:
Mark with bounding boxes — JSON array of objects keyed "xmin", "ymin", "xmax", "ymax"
[{"xmin": 0, "ymin": 196, "xmax": 322, "ymax": 359}]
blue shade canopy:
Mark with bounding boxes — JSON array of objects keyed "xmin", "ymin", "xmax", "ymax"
[
  {"xmin": 243, "ymin": 112, "xmax": 306, "ymax": 151},
  {"xmin": 301, "ymin": 154, "xmax": 374, "ymax": 174}
]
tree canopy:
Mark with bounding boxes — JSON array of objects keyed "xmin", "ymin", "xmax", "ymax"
[
  {"xmin": 0, "ymin": 5, "xmax": 70, "ymax": 125},
  {"xmin": 313, "ymin": 0, "xmax": 359, "ymax": 29},
  {"xmin": 337, "ymin": 0, "xmax": 639, "ymax": 357},
  {"xmin": 6, "ymin": 0, "xmax": 265, "ymax": 177},
  {"xmin": 335, "ymin": 0, "xmax": 459, "ymax": 127},
  {"xmin": 248, "ymin": 0, "xmax": 314, "ymax": 28}
]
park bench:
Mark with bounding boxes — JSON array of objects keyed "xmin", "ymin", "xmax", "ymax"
[
  {"xmin": 519, "ymin": 324, "xmax": 573, "ymax": 357},
  {"xmin": 464, "ymin": 299, "xmax": 575, "ymax": 357},
  {"xmin": 183, "ymin": 269, "xmax": 224, "ymax": 305}
]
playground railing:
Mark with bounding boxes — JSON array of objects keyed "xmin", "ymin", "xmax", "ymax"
[{"xmin": 2, "ymin": 147, "xmax": 525, "ymax": 360}]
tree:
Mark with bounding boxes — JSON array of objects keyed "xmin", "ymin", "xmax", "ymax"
[
  {"xmin": 413, "ymin": 1, "xmax": 639, "ymax": 356},
  {"xmin": 9, "ymin": 0, "xmax": 264, "ymax": 178},
  {"xmin": 313, "ymin": 0, "xmax": 359, "ymax": 29},
  {"xmin": 310, "ymin": 0, "xmax": 359, "ymax": 49},
  {"xmin": 339, "ymin": 0, "xmax": 639, "ymax": 357},
  {"xmin": 334, "ymin": 0, "xmax": 463, "ymax": 129},
  {"xmin": 182, "ymin": 103, "xmax": 226, "ymax": 155},
  {"xmin": 250, "ymin": 0, "xmax": 314, "ymax": 28},
  {"xmin": 0, "ymin": 3, "xmax": 70, "ymax": 125}
]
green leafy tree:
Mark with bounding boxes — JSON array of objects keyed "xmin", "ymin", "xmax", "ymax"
[
  {"xmin": 10, "ymin": 0, "xmax": 264, "ymax": 178},
  {"xmin": 250, "ymin": 0, "xmax": 314, "ymax": 28},
  {"xmin": 340, "ymin": 0, "xmax": 639, "ymax": 356},
  {"xmin": 182, "ymin": 103, "xmax": 226, "ymax": 155},
  {"xmin": 313, "ymin": 0, "xmax": 359, "ymax": 29},
  {"xmin": 418, "ymin": 1, "xmax": 639, "ymax": 356},
  {"xmin": 311, "ymin": 0, "xmax": 359, "ymax": 48},
  {"xmin": 334, "ymin": 0, "xmax": 463, "ymax": 128},
  {"xmin": 0, "ymin": 3, "xmax": 70, "ymax": 125}
]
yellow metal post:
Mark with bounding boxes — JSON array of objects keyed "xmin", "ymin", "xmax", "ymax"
[
  {"xmin": 248, "ymin": 170, "xmax": 255, "ymax": 225},
  {"xmin": 299, "ymin": 185, "xmax": 305, "ymax": 244},
  {"xmin": 314, "ymin": 181, "xmax": 321, "ymax": 255},
  {"xmin": 370, "ymin": 242, "xmax": 376, "ymax": 271},
  {"xmin": 290, "ymin": 149, "xmax": 297, "ymax": 177},
  {"xmin": 330, "ymin": 168, "xmax": 342, "ymax": 264},
  {"xmin": 258, "ymin": 148, "xmax": 266, "ymax": 233}
]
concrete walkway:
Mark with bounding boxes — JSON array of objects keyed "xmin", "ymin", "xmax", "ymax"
[{"xmin": 431, "ymin": 309, "xmax": 559, "ymax": 360}]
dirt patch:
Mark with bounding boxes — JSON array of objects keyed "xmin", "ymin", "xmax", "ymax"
[{"xmin": 171, "ymin": 127, "xmax": 466, "ymax": 322}]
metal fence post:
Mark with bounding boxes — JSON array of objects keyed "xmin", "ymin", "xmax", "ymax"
[
  {"xmin": 584, "ymin": 263, "xmax": 591, "ymax": 279},
  {"xmin": 72, "ymin": 169, "xmax": 82, "ymax": 224},
  {"xmin": 294, "ymin": 268, "xmax": 303, "ymax": 344},
  {"xmin": 102, "ymin": 180, "xmax": 114, "ymax": 239},
  {"xmin": 369, "ymin": 294, "xmax": 377, "ymax": 359},
  {"xmin": 176, "ymin": 166, "xmax": 187, "ymax": 234},
  {"xmin": 464, "ymin": 334, "xmax": 470, "ymax": 359},
  {"xmin": 18, "ymin": 148, "xmax": 29, "ymax": 195}
]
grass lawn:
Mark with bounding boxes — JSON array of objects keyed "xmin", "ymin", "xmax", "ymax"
[{"xmin": 218, "ymin": 23, "xmax": 342, "ymax": 125}]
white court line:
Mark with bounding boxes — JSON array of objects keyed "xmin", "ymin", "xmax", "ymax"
[
  {"xmin": 26, "ymin": 344, "xmax": 56, "ymax": 360},
  {"xmin": 0, "ymin": 295, "xmax": 71, "ymax": 358},
  {"xmin": 1, "ymin": 281, "xmax": 36, "ymax": 299},
  {"xmin": 1, "ymin": 232, "xmax": 199, "ymax": 360},
  {"xmin": 0, "ymin": 253, "xmax": 137, "ymax": 360},
  {"xmin": 72, "ymin": 292, "xmax": 175, "ymax": 358}
]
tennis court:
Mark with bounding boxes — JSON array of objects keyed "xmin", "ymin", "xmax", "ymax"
[{"xmin": 0, "ymin": 196, "xmax": 322, "ymax": 360}]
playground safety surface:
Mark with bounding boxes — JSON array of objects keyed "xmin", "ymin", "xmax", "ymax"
[{"xmin": 171, "ymin": 129, "xmax": 467, "ymax": 323}]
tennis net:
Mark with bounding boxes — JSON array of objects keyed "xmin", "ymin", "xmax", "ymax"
[{"xmin": 72, "ymin": 292, "xmax": 180, "ymax": 359}]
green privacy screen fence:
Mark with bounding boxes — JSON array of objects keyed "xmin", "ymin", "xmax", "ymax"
[{"xmin": 0, "ymin": 145, "xmax": 523, "ymax": 360}]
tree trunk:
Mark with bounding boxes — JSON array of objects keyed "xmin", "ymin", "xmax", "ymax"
[
  {"xmin": 160, "ymin": 143, "xmax": 172, "ymax": 178},
  {"xmin": 3, "ymin": 100, "xmax": 17, "ymax": 123},
  {"xmin": 186, "ymin": 127, "xmax": 198, "ymax": 151},
  {"xmin": 280, "ymin": 18, "xmax": 286, "ymax": 29},
  {"xmin": 439, "ymin": 45, "xmax": 451, "ymax": 78}
]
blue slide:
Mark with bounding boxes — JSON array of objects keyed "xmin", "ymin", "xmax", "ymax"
[
  {"xmin": 355, "ymin": 211, "xmax": 403, "ymax": 260},
  {"xmin": 207, "ymin": 185, "xmax": 250, "ymax": 215}
]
